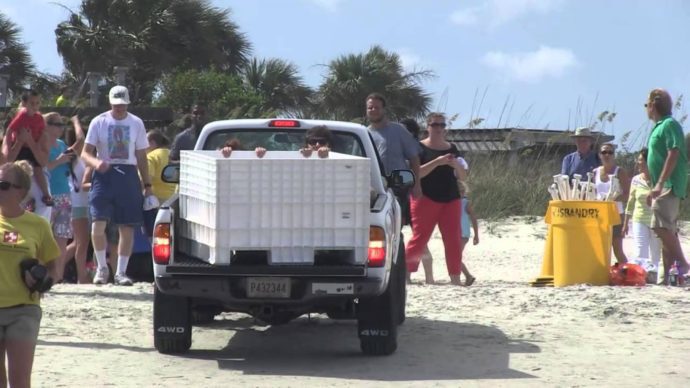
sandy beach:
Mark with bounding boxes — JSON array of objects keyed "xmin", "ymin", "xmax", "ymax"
[{"xmin": 33, "ymin": 217, "xmax": 690, "ymax": 387}]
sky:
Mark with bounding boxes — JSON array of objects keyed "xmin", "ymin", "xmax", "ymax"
[{"xmin": 1, "ymin": 0, "xmax": 689, "ymax": 149}]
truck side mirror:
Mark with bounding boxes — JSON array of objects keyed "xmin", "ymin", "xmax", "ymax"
[
  {"xmin": 161, "ymin": 164, "xmax": 180, "ymax": 183},
  {"xmin": 389, "ymin": 169, "xmax": 415, "ymax": 189}
]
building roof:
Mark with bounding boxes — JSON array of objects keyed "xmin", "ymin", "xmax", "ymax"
[{"xmin": 446, "ymin": 127, "xmax": 615, "ymax": 152}]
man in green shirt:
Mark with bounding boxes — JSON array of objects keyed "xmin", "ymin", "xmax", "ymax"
[{"xmin": 645, "ymin": 88, "xmax": 688, "ymax": 283}]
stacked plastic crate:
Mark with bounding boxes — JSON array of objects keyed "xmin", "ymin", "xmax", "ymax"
[{"xmin": 178, "ymin": 150, "xmax": 371, "ymax": 265}]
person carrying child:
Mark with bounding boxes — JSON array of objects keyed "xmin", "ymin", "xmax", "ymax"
[{"xmin": 1, "ymin": 90, "xmax": 52, "ymax": 220}]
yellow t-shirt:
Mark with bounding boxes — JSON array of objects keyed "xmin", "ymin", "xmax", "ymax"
[
  {"xmin": 147, "ymin": 148, "xmax": 177, "ymax": 202},
  {"xmin": 0, "ymin": 212, "xmax": 60, "ymax": 307}
]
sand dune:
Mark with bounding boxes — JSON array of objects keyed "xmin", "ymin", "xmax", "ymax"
[{"xmin": 34, "ymin": 217, "xmax": 690, "ymax": 387}]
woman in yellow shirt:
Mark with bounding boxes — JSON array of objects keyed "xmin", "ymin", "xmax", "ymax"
[
  {"xmin": 143, "ymin": 130, "xmax": 177, "ymax": 236},
  {"xmin": 0, "ymin": 160, "xmax": 60, "ymax": 388}
]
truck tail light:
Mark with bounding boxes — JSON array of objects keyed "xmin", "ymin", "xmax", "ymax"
[
  {"xmin": 152, "ymin": 224, "xmax": 171, "ymax": 265},
  {"xmin": 368, "ymin": 226, "xmax": 386, "ymax": 267}
]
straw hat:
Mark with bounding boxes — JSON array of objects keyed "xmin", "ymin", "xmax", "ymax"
[{"xmin": 570, "ymin": 127, "xmax": 594, "ymax": 138}]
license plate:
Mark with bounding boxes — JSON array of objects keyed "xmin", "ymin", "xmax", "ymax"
[{"xmin": 246, "ymin": 277, "xmax": 291, "ymax": 298}]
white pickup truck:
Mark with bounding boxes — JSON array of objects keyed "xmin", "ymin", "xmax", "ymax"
[{"xmin": 151, "ymin": 119, "xmax": 413, "ymax": 356}]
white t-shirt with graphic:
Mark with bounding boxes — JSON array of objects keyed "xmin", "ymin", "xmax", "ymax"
[{"xmin": 85, "ymin": 111, "xmax": 148, "ymax": 165}]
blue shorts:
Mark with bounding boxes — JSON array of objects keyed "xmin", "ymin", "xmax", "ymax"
[{"xmin": 89, "ymin": 164, "xmax": 143, "ymax": 225}]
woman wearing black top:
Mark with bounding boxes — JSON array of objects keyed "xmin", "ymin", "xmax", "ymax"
[{"xmin": 405, "ymin": 113, "xmax": 467, "ymax": 285}]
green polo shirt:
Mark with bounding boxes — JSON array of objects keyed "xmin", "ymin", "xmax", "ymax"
[{"xmin": 647, "ymin": 116, "xmax": 687, "ymax": 199}]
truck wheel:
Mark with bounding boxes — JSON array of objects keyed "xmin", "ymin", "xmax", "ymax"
[
  {"xmin": 397, "ymin": 236, "xmax": 407, "ymax": 325},
  {"xmin": 153, "ymin": 287, "xmax": 192, "ymax": 354},
  {"xmin": 357, "ymin": 259, "xmax": 400, "ymax": 356}
]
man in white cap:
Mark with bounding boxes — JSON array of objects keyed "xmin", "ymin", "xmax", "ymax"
[
  {"xmin": 80, "ymin": 85, "xmax": 152, "ymax": 286},
  {"xmin": 561, "ymin": 127, "xmax": 601, "ymax": 179}
]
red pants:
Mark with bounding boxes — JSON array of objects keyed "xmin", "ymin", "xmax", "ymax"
[{"xmin": 405, "ymin": 195, "xmax": 463, "ymax": 275}]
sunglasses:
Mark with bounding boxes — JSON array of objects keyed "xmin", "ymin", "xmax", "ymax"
[
  {"xmin": 0, "ymin": 180, "xmax": 22, "ymax": 191},
  {"xmin": 192, "ymin": 110, "xmax": 205, "ymax": 116},
  {"xmin": 430, "ymin": 123, "xmax": 447, "ymax": 128},
  {"xmin": 47, "ymin": 121, "xmax": 65, "ymax": 127},
  {"xmin": 600, "ymin": 150, "xmax": 614, "ymax": 155},
  {"xmin": 307, "ymin": 138, "xmax": 328, "ymax": 146}
]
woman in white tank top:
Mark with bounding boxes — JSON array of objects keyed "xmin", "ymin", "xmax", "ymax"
[
  {"xmin": 594, "ymin": 143, "xmax": 631, "ymax": 264},
  {"xmin": 65, "ymin": 116, "xmax": 92, "ymax": 283}
]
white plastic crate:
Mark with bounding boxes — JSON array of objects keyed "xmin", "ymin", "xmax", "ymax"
[{"xmin": 178, "ymin": 150, "xmax": 370, "ymax": 265}]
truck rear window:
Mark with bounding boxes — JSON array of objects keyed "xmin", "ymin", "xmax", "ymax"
[{"xmin": 203, "ymin": 129, "xmax": 366, "ymax": 157}]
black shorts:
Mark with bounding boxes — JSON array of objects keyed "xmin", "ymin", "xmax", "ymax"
[{"xmin": 17, "ymin": 147, "xmax": 40, "ymax": 167}]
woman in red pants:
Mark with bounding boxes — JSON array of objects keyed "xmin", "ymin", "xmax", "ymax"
[{"xmin": 405, "ymin": 112, "xmax": 467, "ymax": 285}]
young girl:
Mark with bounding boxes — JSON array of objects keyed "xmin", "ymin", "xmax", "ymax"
[
  {"xmin": 459, "ymin": 181, "xmax": 479, "ymax": 286},
  {"xmin": 1, "ymin": 91, "xmax": 52, "ymax": 217},
  {"xmin": 622, "ymin": 148, "xmax": 661, "ymax": 283}
]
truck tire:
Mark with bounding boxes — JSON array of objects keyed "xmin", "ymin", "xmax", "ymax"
[
  {"xmin": 153, "ymin": 287, "xmax": 192, "ymax": 354},
  {"xmin": 397, "ymin": 236, "xmax": 407, "ymax": 325},
  {"xmin": 357, "ymin": 259, "xmax": 400, "ymax": 356}
]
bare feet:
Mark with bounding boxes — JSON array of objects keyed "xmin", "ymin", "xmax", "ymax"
[
  {"xmin": 425, "ymin": 277, "xmax": 435, "ymax": 285},
  {"xmin": 465, "ymin": 275, "xmax": 476, "ymax": 286}
]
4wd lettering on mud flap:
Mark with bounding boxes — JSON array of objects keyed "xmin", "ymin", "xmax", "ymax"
[
  {"xmin": 157, "ymin": 326, "xmax": 186, "ymax": 334},
  {"xmin": 360, "ymin": 329, "xmax": 389, "ymax": 337},
  {"xmin": 552, "ymin": 207, "xmax": 599, "ymax": 219}
]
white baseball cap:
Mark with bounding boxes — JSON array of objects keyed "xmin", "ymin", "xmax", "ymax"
[{"xmin": 109, "ymin": 85, "xmax": 131, "ymax": 105}]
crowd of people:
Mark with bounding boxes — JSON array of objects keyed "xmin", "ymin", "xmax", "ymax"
[
  {"xmin": 0, "ymin": 85, "xmax": 687, "ymax": 385},
  {"xmin": 561, "ymin": 88, "xmax": 689, "ymax": 285},
  {"xmin": 0, "ymin": 85, "xmax": 185, "ymax": 385}
]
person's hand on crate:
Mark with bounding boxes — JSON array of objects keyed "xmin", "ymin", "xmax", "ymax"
[
  {"xmin": 255, "ymin": 147, "xmax": 267, "ymax": 158},
  {"xmin": 301, "ymin": 146, "xmax": 330, "ymax": 158},
  {"xmin": 300, "ymin": 147, "xmax": 313, "ymax": 158},
  {"xmin": 317, "ymin": 146, "xmax": 330, "ymax": 158}
]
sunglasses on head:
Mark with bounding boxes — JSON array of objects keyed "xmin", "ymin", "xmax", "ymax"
[
  {"xmin": 600, "ymin": 150, "xmax": 614, "ymax": 155},
  {"xmin": 307, "ymin": 138, "xmax": 328, "ymax": 146},
  {"xmin": 0, "ymin": 180, "xmax": 21, "ymax": 191},
  {"xmin": 430, "ymin": 123, "xmax": 447, "ymax": 128}
]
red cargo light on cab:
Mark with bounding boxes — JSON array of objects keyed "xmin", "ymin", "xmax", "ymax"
[
  {"xmin": 269, "ymin": 120, "xmax": 300, "ymax": 128},
  {"xmin": 153, "ymin": 224, "xmax": 171, "ymax": 264},
  {"xmin": 368, "ymin": 226, "xmax": 386, "ymax": 267}
]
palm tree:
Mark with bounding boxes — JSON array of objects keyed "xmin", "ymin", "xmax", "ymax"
[
  {"xmin": 241, "ymin": 57, "xmax": 313, "ymax": 117},
  {"xmin": 316, "ymin": 45, "xmax": 434, "ymax": 122},
  {"xmin": 0, "ymin": 13, "xmax": 34, "ymax": 99},
  {"xmin": 54, "ymin": 0, "xmax": 252, "ymax": 104}
]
